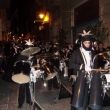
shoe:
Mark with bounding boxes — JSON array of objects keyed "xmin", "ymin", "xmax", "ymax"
[
  {"xmin": 18, "ymin": 104, "xmax": 22, "ymax": 108},
  {"xmin": 27, "ymin": 101, "xmax": 32, "ymax": 105}
]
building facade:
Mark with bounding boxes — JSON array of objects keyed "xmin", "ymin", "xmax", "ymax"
[
  {"xmin": 57, "ymin": 0, "xmax": 110, "ymax": 46},
  {"xmin": 0, "ymin": 0, "xmax": 10, "ymax": 41}
]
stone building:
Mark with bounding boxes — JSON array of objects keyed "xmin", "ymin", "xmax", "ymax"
[
  {"xmin": 99, "ymin": 0, "xmax": 110, "ymax": 46},
  {"xmin": 58, "ymin": 0, "xmax": 110, "ymax": 46},
  {"xmin": 0, "ymin": 0, "xmax": 110, "ymax": 46},
  {"xmin": 0, "ymin": 0, "xmax": 10, "ymax": 41}
]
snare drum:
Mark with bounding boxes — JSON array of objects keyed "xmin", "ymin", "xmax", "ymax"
[
  {"xmin": 43, "ymin": 63, "xmax": 58, "ymax": 81},
  {"xmin": 12, "ymin": 60, "xmax": 31, "ymax": 84}
]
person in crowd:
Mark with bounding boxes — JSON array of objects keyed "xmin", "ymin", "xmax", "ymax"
[
  {"xmin": 69, "ymin": 30, "xmax": 103, "ymax": 110},
  {"xmin": 91, "ymin": 37, "xmax": 98, "ymax": 53},
  {"xmin": 95, "ymin": 42, "xmax": 107, "ymax": 68},
  {"xmin": 2, "ymin": 41, "xmax": 16, "ymax": 82},
  {"xmin": 97, "ymin": 42, "xmax": 106, "ymax": 53}
]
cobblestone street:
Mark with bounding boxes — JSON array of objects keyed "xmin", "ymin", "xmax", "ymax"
[
  {"xmin": 0, "ymin": 78, "xmax": 110, "ymax": 110},
  {"xmin": 0, "ymin": 78, "xmax": 71, "ymax": 110}
]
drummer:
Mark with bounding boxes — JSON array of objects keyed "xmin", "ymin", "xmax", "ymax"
[
  {"xmin": 69, "ymin": 30, "xmax": 99, "ymax": 110},
  {"xmin": 17, "ymin": 62, "xmax": 32, "ymax": 108},
  {"xmin": 17, "ymin": 39, "xmax": 35, "ymax": 108}
]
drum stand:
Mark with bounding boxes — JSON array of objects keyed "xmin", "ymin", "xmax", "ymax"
[{"xmin": 30, "ymin": 81, "xmax": 44, "ymax": 110}]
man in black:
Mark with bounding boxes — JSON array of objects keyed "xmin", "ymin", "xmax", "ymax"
[
  {"xmin": 13, "ymin": 55, "xmax": 32, "ymax": 108},
  {"xmin": 69, "ymin": 30, "xmax": 103, "ymax": 110}
]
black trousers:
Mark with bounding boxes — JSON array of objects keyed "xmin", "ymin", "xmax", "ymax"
[{"xmin": 18, "ymin": 83, "xmax": 31, "ymax": 107}]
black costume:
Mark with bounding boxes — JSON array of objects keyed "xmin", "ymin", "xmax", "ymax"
[
  {"xmin": 18, "ymin": 83, "xmax": 32, "ymax": 108},
  {"xmin": 13, "ymin": 55, "xmax": 32, "ymax": 108},
  {"xmin": 69, "ymin": 48, "xmax": 95, "ymax": 75},
  {"xmin": 69, "ymin": 33, "xmax": 103, "ymax": 110}
]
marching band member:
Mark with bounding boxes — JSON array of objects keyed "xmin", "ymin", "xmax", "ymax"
[
  {"xmin": 17, "ymin": 39, "xmax": 34, "ymax": 108},
  {"xmin": 69, "ymin": 30, "xmax": 102, "ymax": 110}
]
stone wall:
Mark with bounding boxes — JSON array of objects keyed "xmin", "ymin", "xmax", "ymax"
[
  {"xmin": 60, "ymin": 0, "xmax": 88, "ymax": 44},
  {"xmin": 0, "ymin": 9, "xmax": 10, "ymax": 41},
  {"xmin": 0, "ymin": 18, "xmax": 2, "ymax": 40},
  {"xmin": 0, "ymin": 0, "xmax": 10, "ymax": 41},
  {"xmin": 99, "ymin": 0, "xmax": 110, "ymax": 46},
  {"xmin": 60, "ymin": 0, "xmax": 110, "ymax": 46}
]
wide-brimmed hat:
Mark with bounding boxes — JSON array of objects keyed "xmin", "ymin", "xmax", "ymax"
[
  {"xmin": 80, "ymin": 30, "xmax": 93, "ymax": 42},
  {"xmin": 81, "ymin": 35, "xmax": 93, "ymax": 42}
]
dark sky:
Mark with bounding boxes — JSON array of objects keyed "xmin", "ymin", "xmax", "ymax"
[
  {"xmin": 9, "ymin": 0, "xmax": 40, "ymax": 35},
  {"xmin": 0, "ymin": 0, "xmax": 9, "ymax": 8},
  {"xmin": 74, "ymin": 0, "xmax": 99, "ymax": 25}
]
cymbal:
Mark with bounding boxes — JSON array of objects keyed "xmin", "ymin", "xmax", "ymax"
[
  {"xmin": 21, "ymin": 47, "xmax": 40, "ymax": 57},
  {"xmin": 46, "ymin": 72, "xmax": 57, "ymax": 80}
]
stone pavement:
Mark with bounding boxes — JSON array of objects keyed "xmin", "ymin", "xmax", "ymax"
[
  {"xmin": 0, "ymin": 78, "xmax": 71, "ymax": 110},
  {"xmin": 0, "ymin": 77, "xmax": 110, "ymax": 110}
]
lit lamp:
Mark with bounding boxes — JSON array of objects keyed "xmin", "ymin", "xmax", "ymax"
[
  {"xmin": 38, "ymin": 12, "xmax": 50, "ymax": 30},
  {"xmin": 38, "ymin": 12, "xmax": 50, "ymax": 23},
  {"xmin": 43, "ymin": 12, "xmax": 50, "ymax": 23},
  {"xmin": 38, "ymin": 13, "xmax": 45, "ymax": 19}
]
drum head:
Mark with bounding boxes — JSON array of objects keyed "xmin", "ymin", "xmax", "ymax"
[
  {"xmin": 12, "ymin": 73, "xmax": 30, "ymax": 84},
  {"xmin": 45, "ymin": 72, "xmax": 57, "ymax": 80}
]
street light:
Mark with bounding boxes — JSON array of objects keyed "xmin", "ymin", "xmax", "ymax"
[
  {"xmin": 34, "ymin": 12, "xmax": 50, "ymax": 31},
  {"xmin": 38, "ymin": 12, "xmax": 50, "ymax": 23},
  {"xmin": 43, "ymin": 12, "xmax": 49, "ymax": 23},
  {"xmin": 38, "ymin": 13, "xmax": 45, "ymax": 19}
]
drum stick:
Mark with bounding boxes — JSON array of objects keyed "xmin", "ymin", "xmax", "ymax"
[{"xmin": 91, "ymin": 69, "xmax": 109, "ymax": 72}]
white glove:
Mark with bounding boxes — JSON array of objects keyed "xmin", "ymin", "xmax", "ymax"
[{"xmin": 85, "ymin": 66, "xmax": 91, "ymax": 72}]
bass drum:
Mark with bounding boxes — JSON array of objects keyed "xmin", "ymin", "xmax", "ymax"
[
  {"xmin": 72, "ymin": 72, "xmax": 89, "ymax": 109},
  {"xmin": 89, "ymin": 73, "xmax": 103, "ymax": 110},
  {"xmin": 12, "ymin": 60, "xmax": 31, "ymax": 84}
]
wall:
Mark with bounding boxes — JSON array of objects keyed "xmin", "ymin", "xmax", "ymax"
[
  {"xmin": 60, "ymin": 0, "xmax": 88, "ymax": 44},
  {"xmin": 0, "ymin": 0, "xmax": 10, "ymax": 41},
  {"xmin": 63, "ymin": 0, "xmax": 110, "ymax": 46},
  {"xmin": 0, "ymin": 9, "xmax": 9, "ymax": 41},
  {"xmin": 99, "ymin": 0, "xmax": 110, "ymax": 46},
  {"xmin": 0, "ymin": 19, "xmax": 2, "ymax": 40}
]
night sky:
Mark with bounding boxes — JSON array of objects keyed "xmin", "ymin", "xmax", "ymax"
[{"xmin": 9, "ymin": 0, "xmax": 40, "ymax": 35}]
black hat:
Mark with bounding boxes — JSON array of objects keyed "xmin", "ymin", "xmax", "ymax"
[
  {"xmin": 79, "ymin": 30, "xmax": 94, "ymax": 42},
  {"xmin": 81, "ymin": 35, "xmax": 93, "ymax": 42}
]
